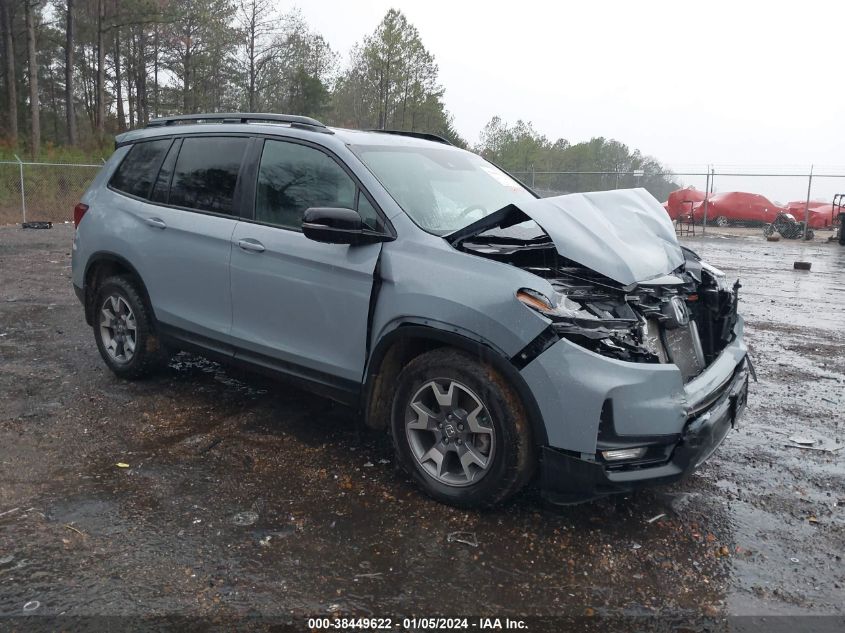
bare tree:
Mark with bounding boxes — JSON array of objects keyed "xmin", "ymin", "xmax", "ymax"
[
  {"xmin": 237, "ymin": 0, "xmax": 276, "ymax": 111},
  {"xmin": 95, "ymin": 0, "xmax": 105, "ymax": 137},
  {"xmin": 114, "ymin": 26, "xmax": 125, "ymax": 130},
  {"xmin": 24, "ymin": 0, "xmax": 39, "ymax": 156},
  {"xmin": 65, "ymin": 0, "xmax": 77, "ymax": 144},
  {"xmin": 0, "ymin": 0, "xmax": 17, "ymax": 144}
]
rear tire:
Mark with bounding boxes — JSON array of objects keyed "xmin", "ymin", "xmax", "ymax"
[
  {"xmin": 715, "ymin": 215, "xmax": 728, "ymax": 227},
  {"xmin": 93, "ymin": 276, "xmax": 167, "ymax": 379},
  {"xmin": 390, "ymin": 348, "xmax": 535, "ymax": 508}
]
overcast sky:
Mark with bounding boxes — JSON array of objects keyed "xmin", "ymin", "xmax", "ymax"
[{"xmin": 296, "ymin": 0, "xmax": 844, "ymax": 204}]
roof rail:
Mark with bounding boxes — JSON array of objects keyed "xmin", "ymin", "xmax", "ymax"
[
  {"xmin": 367, "ymin": 129, "xmax": 453, "ymax": 145},
  {"xmin": 146, "ymin": 113, "xmax": 333, "ymax": 134}
]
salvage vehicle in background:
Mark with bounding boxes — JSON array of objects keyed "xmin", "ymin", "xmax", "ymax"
[
  {"xmin": 691, "ymin": 191, "xmax": 781, "ymax": 227},
  {"xmin": 71, "ymin": 113, "xmax": 750, "ymax": 507},
  {"xmin": 763, "ymin": 211, "xmax": 814, "ymax": 240},
  {"xmin": 785, "ymin": 200, "xmax": 838, "ymax": 229}
]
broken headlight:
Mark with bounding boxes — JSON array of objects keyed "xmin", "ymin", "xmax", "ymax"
[
  {"xmin": 700, "ymin": 261, "xmax": 730, "ymax": 292},
  {"xmin": 517, "ymin": 288, "xmax": 634, "ymax": 334},
  {"xmin": 516, "ymin": 288, "xmax": 656, "ymax": 362}
]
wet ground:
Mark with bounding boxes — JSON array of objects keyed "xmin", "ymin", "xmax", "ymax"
[{"xmin": 0, "ymin": 224, "xmax": 843, "ymax": 628}]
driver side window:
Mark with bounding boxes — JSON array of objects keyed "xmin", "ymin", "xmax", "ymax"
[{"xmin": 256, "ymin": 140, "xmax": 356, "ymax": 230}]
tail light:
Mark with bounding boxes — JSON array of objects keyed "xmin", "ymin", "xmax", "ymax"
[{"xmin": 73, "ymin": 203, "xmax": 89, "ymax": 228}]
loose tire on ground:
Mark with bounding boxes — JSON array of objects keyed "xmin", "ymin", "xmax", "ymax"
[
  {"xmin": 390, "ymin": 348, "xmax": 535, "ymax": 508},
  {"xmin": 93, "ymin": 276, "xmax": 168, "ymax": 379}
]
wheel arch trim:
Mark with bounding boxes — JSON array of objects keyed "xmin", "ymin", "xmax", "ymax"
[
  {"xmin": 82, "ymin": 251, "xmax": 156, "ymax": 326},
  {"xmin": 363, "ymin": 321, "xmax": 549, "ymax": 446}
]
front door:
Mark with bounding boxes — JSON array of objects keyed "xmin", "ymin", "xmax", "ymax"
[{"xmin": 229, "ymin": 138, "xmax": 383, "ymax": 390}]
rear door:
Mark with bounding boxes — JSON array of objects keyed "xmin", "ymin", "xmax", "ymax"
[
  {"xmin": 229, "ymin": 138, "xmax": 385, "ymax": 391},
  {"xmin": 112, "ymin": 135, "xmax": 249, "ymax": 342}
]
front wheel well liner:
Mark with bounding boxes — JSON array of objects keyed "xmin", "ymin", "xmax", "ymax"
[{"xmin": 362, "ymin": 325, "xmax": 549, "ymax": 447}]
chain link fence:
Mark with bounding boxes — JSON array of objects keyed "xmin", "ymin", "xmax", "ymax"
[
  {"xmin": 0, "ymin": 159, "xmax": 103, "ymax": 225},
  {"xmin": 511, "ymin": 166, "xmax": 845, "ymax": 237},
  {"xmin": 2, "ymin": 160, "xmax": 843, "ymax": 236}
]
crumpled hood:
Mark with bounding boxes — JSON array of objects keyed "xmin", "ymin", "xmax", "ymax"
[{"xmin": 518, "ymin": 188, "xmax": 685, "ymax": 285}]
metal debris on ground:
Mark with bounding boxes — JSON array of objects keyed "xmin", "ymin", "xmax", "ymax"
[
  {"xmin": 115, "ymin": 462, "xmax": 130, "ymax": 468},
  {"xmin": 788, "ymin": 436, "xmax": 815, "ymax": 446},
  {"xmin": 783, "ymin": 444, "xmax": 833, "ymax": 453},
  {"xmin": 21, "ymin": 222, "xmax": 52, "ymax": 230},
  {"xmin": 0, "ymin": 507, "xmax": 21, "ymax": 519},
  {"xmin": 63, "ymin": 524, "xmax": 85, "ymax": 536},
  {"xmin": 231, "ymin": 511, "xmax": 259, "ymax": 527},
  {"xmin": 793, "ymin": 261, "xmax": 811, "ymax": 271},
  {"xmin": 646, "ymin": 513, "xmax": 666, "ymax": 524},
  {"xmin": 22, "ymin": 601, "xmax": 40, "ymax": 612},
  {"xmin": 446, "ymin": 531, "xmax": 478, "ymax": 548}
]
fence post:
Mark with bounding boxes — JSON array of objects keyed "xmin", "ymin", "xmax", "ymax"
[
  {"xmin": 702, "ymin": 165, "xmax": 711, "ymax": 234},
  {"xmin": 14, "ymin": 154, "xmax": 26, "ymax": 224},
  {"xmin": 802, "ymin": 165, "xmax": 813, "ymax": 240}
]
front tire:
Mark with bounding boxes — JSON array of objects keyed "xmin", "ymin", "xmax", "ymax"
[
  {"xmin": 390, "ymin": 348, "xmax": 535, "ymax": 508},
  {"xmin": 93, "ymin": 276, "xmax": 167, "ymax": 379}
]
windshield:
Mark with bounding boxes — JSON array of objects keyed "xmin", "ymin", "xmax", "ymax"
[{"xmin": 352, "ymin": 144, "xmax": 537, "ymax": 234}]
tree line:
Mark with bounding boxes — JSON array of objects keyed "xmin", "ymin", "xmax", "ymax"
[
  {"xmin": 0, "ymin": 3, "xmax": 461, "ymax": 154},
  {"xmin": 0, "ymin": 1, "xmax": 677, "ymax": 198}
]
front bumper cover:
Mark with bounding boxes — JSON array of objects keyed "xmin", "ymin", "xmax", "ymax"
[{"xmin": 540, "ymin": 359, "xmax": 749, "ymax": 504}]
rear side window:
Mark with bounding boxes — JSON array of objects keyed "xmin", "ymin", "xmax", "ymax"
[
  {"xmin": 110, "ymin": 139, "xmax": 172, "ymax": 199},
  {"xmin": 255, "ymin": 139, "xmax": 356, "ymax": 230},
  {"xmin": 150, "ymin": 139, "xmax": 181, "ymax": 204},
  {"xmin": 169, "ymin": 137, "xmax": 248, "ymax": 214}
]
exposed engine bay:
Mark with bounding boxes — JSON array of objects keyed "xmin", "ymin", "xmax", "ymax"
[{"xmin": 447, "ymin": 201, "xmax": 740, "ymax": 383}]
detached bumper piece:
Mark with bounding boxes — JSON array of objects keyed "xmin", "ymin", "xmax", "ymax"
[{"xmin": 541, "ymin": 359, "xmax": 749, "ymax": 504}]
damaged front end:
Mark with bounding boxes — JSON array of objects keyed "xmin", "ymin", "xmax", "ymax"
[
  {"xmin": 446, "ymin": 189, "xmax": 750, "ymax": 502},
  {"xmin": 451, "ymin": 213, "xmax": 740, "ymax": 383},
  {"xmin": 514, "ymin": 254, "xmax": 741, "ymax": 383}
]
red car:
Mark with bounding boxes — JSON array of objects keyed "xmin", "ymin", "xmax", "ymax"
[
  {"xmin": 691, "ymin": 191, "xmax": 783, "ymax": 226},
  {"xmin": 785, "ymin": 201, "xmax": 836, "ymax": 229},
  {"xmin": 665, "ymin": 187, "xmax": 708, "ymax": 220}
]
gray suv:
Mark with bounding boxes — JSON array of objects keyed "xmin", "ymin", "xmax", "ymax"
[{"xmin": 71, "ymin": 113, "xmax": 750, "ymax": 507}]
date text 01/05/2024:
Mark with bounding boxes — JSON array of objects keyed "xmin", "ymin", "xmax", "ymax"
[{"xmin": 306, "ymin": 617, "xmax": 528, "ymax": 630}]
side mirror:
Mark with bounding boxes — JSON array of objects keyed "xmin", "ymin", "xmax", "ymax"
[{"xmin": 302, "ymin": 207, "xmax": 389, "ymax": 245}]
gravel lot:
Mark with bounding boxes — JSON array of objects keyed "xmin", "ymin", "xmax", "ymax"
[{"xmin": 0, "ymin": 224, "xmax": 843, "ymax": 629}]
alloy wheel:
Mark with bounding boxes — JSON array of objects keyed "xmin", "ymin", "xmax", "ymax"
[
  {"xmin": 405, "ymin": 379, "xmax": 496, "ymax": 487},
  {"xmin": 99, "ymin": 294, "xmax": 137, "ymax": 363}
]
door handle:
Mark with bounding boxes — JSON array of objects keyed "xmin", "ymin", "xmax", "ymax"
[
  {"xmin": 237, "ymin": 238, "xmax": 265, "ymax": 253},
  {"xmin": 144, "ymin": 217, "xmax": 167, "ymax": 229}
]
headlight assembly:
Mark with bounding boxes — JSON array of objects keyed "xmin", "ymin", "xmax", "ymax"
[{"xmin": 516, "ymin": 288, "xmax": 634, "ymax": 334}]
